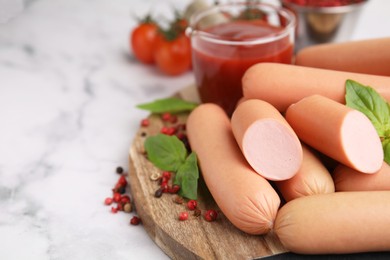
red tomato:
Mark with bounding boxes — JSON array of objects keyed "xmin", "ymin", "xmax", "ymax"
[
  {"xmin": 130, "ymin": 22, "xmax": 158, "ymax": 64},
  {"xmin": 154, "ymin": 33, "xmax": 192, "ymax": 76}
]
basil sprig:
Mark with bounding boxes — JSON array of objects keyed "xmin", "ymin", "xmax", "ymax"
[
  {"xmin": 144, "ymin": 134, "xmax": 199, "ymax": 199},
  {"xmin": 345, "ymin": 80, "xmax": 390, "ymax": 164},
  {"xmin": 174, "ymin": 153, "xmax": 199, "ymax": 200},
  {"xmin": 137, "ymin": 97, "xmax": 198, "ymax": 114},
  {"xmin": 144, "ymin": 134, "xmax": 187, "ymax": 172}
]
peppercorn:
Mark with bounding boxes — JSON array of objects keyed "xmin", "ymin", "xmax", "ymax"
[
  {"xmin": 117, "ymin": 175, "xmax": 128, "ymax": 186},
  {"xmin": 162, "ymin": 171, "xmax": 171, "ymax": 179},
  {"xmin": 104, "ymin": 197, "xmax": 113, "ymax": 206},
  {"xmin": 161, "ymin": 112, "xmax": 172, "ymax": 122},
  {"xmin": 173, "ymin": 195, "xmax": 184, "ymax": 204},
  {"xmin": 120, "ymin": 195, "xmax": 131, "ymax": 205},
  {"xmin": 160, "ymin": 126, "xmax": 169, "ymax": 134},
  {"xmin": 204, "ymin": 209, "xmax": 218, "ymax": 222},
  {"xmin": 160, "ymin": 183, "xmax": 169, "ymax": 193},
  {"xmin": 124, "ymin": 203, "xmax": 132, "ymax": 213},
  {"xmin": 113, "ymin": 192, "xmax": 121, "ymax": 203},
  {"xmin": 178, "ymin": 212, "xmax": 189, "ymax": 221},
  {"xmin": 154, "ymin": 188, "xmax": 163, "ymax": 198},
  {"xmin": 116, "ymin": 203, "xmax": 123, "ymax": 211},
  {"xmin": 141, "ymin": 118, "xmax": 149, "ymax": 127},
  {"xmin": 187, "ymin": 200, "xmax": 197, "ymax": 210},
  {"xmin": 116, "ymin": 166, "xmax": 124, "ymax": 174},
  {"xmin": 130, "ymin": 216, "xmax": 141, "ymax": 225},
  {"xmin": 169, "ymin": 184, "xmax": 180, "ymax": 194},
  {"xmin": 193, "ymin": 209, "xmax": 201, "ymax": 217},
  {"xmin": 169, "ymin": 115, "xmax": 178, "ymax": 124}
]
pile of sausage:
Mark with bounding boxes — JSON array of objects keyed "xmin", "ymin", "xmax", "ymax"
[{"xmin": 186, "ymin": 37, "xmax": 390, "ymax": 254}]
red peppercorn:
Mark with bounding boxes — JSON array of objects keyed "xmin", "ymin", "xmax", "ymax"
[
  {"xmin": 161, "ymin": 176, "xmax": 169, "ymax": 184},
  {"xmin": 120, "ymin": 195, "xmax": 131, "ymax": 205},
  {"xmin": 161, "ymin": 112, "xmax": 171, "ymax": 122},
  {"xmin": 116, "ymin": 203, "xmax": 123, "ymax": 211},
  {"xmin": 141, "ymin": 118, "xmax": 150, "ymax": 127},
  {"xmin": 169, "ymin": 114, "xmax": 178, "ymax": 124},
  {"xmin": 204, "ymin": 209, "xmax": 218, "ymax": 222},
  {"xmin": 165, "ymin": 127, "xmax": 176, "ymax": 136},
  {"xmin": 178, "ymin": 212, "xmax": 189, "ymax": 221},
  {"xmin": 117, "ymin": 175, "xmax": 128, "ymax": 186},
  {"xmin": 169, "ymin": 184, "xmax": 180, "ymax": 194},
  {"xmin": 162, "ymin": 171, "xmax": 171, "ymax": 179},
  {"xmin": 160, "ymin": 183, "xmax": 169, "ymax": 193},
  {"xmin": 176, "ymin": 132, "xmax": 186, "ymax": 140},
  {"xmin": 176, "ymin": 123, "xmax": 186, "ymax": 131},
  {"xmin": 111, "ymin": 207, "xmax": 118, "ymax": 214},
  {"xmin": 104, "ymin": 197, "xmax": 113, "ymax": 205},
  {"xmin": 187, "ymin": 200, "xmax": 197, "ymax": 210},
  {"xmin": 113, "ymin": 192, "xmax": 121, "ymax": 203},
  {"xmin": 160, "ymin": 126, "xmax": 169, "ymax": 134},
  {"xmin": 130, "ymin": 216, "xmax": 141, "ymax": 225}
]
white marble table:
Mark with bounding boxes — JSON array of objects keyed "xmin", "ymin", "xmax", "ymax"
[{"xmin": 0, "ymin": 0, "xmax": 389, "ymax": 259}]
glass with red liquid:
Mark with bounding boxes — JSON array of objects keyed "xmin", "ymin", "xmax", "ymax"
[{"xmin": 187, "ymin": 2, "xmax": 296, "ymax": 116}]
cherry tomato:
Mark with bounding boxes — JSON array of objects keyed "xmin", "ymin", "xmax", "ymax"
[
  {"xmin": 130, "ymin": 22, "xmax": 158, "ymax": 64},
  {"xmin": 154, "ymin": 33, "xmax": 191, "ymax": 76}
]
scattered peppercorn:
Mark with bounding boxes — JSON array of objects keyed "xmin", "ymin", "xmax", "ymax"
[
  {"xmin": 130, "ymin": 216, "xmax": 141, "ymax": 225},
  {"xmin": 161, "ymin": 112, "xmax": 172, "ymax": 122},
  {"xmin": 160, "ymin": 126, "xmax": 169, "ymax": 134},
  {"xmin": 169, "ymin": 115, "xmax": 178, "ymax": 124},
  {"xmin": 178, "ymin": 212, "xmax": 189, "ymax": 221},
  {"xmin": 173, "ymin": 195, "xmax": 184, "ymax": 204},
  {"xmin": 113, "ymin": 192, "xmax": 122, "ymax": 203},
  {"xmin": 120, "ymin": 195, "xmax": 131, "ymax": 205},
  {"xmin": 193, "ymin": 209, "xmax": 201, "ymax": 217},
  {"xmin": 104, "ymin": 197, "xmax": 113, "ymax": 205},
  {"xmin": 160, "ymin": 183, "xmax": 169, "ymax": 193},
  {"xmin": 111, "ymin": 207, "xmax": 118, "ymax": 214},
  {"xmin": 116, "ymin": 203, "xmax": 123, "ymax": 211},
  {"xmin": 169, "ymin": 184, "xmax": 180, "ymax": 194},
  {"xmin": 116, "ymin": 166, "xmax": 124, "ymax": 174},
  {"xmin": 124, "ymin": 203, "xmax": 133, "ymax": 213},
  {"xmin": 141, "ymin": 118, "xmax": 150, "ymax": 127},
  {"xmin": 187, "ymin": 200, "xmax": 197, "ymax": 210},
  {"xmin": 204, "ymin": 209, "xmax": 218, "ymax": 222},
  {"xmin": 154, "ymin": 188, "xmax": 164, "ymax": 198},
  {"xmin": 117, "ymin": 175, "xmax": 128, "ymax": 186},
  {"xmin": 162, "ymin": 171, "xmax": 172, "ymax": 179}
]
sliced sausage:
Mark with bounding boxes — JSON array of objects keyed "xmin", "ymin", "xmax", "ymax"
[
  {"xmin": 285, "ymin": 95, "xmax": 383, "ymax": 174},
  {"xmin": 295, "ymin": 37, "xmax": 390, "ymax": 76},
  {"xmin": 274, "ymin": 144, "xmax": 334, "ymax": 202},
  {"xmin": 231, "ymin": 99, "xmax": 302, "ymax": 181},
  {"xmin": 333, "ymin": 162, "xmax": 390, "ymax": 191},
  {"xmin": 186, "ymin": 103, "xmax": 280, "ymax": 235},
  {"xmin": 242, "ymin": 62, "xmax": 390, "ymax": 112},
  {"xmin": 274, "ymin": 191, "xmax": 390, "ymax": 254}
]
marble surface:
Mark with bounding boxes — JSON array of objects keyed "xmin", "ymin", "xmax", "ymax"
[{"xmin": 0, "ymin": 0, "xmax": 389, "ymax": 259}]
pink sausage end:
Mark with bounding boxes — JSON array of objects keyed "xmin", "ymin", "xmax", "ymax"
[{"xmin": 242, "ymin": 119, "xmax": 302, "ymax": 181}]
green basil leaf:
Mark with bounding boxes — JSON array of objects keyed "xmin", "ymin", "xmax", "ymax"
[
  {"xmin": 174, "ymin": 152, "xmax": 199, "ymax": 200},
  {"xmin": 345, "ymin": 79, "xmax": 390, "ymax": 137},
  {"xmin": 137, "ymin": 97, "xmax": 198, "ymax": 114},
  {"xmin": 144, "ymin": 134, "xmax": 187, "ymax": 172},
  {"xmin": 382, "ymin": 139, "xmax": 390, "ymax": 165}
]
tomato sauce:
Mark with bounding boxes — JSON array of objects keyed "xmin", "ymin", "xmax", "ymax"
[{"xmin": 191, "ymin": 20, "xmax": 293, "ymax": 116}]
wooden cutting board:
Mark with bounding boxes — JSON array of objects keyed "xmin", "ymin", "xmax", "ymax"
[{"xmin": 128, "ymin": 86, "xmax": 287, "ymax": 260}]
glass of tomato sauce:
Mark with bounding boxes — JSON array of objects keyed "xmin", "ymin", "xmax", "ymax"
[{"xmin": 187, "ymin": 2, "xmax": 296, "ymax": 116}]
